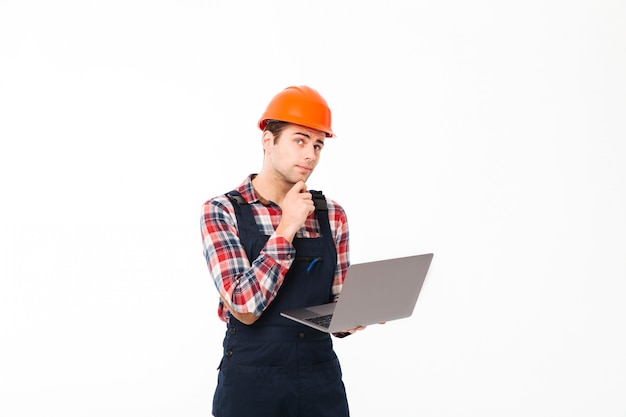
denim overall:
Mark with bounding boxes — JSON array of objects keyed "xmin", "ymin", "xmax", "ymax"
[{"xmin": 211, "ymin": 191, "xmax": 349, "ymax": 417}]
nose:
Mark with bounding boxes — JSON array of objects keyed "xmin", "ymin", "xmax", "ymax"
[{"xmin": 303, "ymin": 144, "xmax": 317, "ymax": 161}]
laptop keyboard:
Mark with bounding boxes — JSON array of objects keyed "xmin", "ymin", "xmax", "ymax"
[{"xmin": 305, "ymin": 314, "xmax": 333, "ymax": 328}]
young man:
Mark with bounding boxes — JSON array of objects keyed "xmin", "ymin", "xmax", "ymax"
[{"xmin": 200, "ymin": 86, "xmax": 360, "ymax": 416}]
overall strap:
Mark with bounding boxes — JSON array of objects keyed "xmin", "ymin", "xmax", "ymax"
[
  {"xmin": 225, "ymin": 191, "xmax": 266, "ymax": 262},
  {"xmin": 226, "ymin": 191, "xmax": 259, "ymax": 232},
  {"xmin": 310, "ymin": 190, "xmax": 331, "ymax": 238}
]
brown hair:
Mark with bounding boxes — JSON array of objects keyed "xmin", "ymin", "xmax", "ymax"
[{"xmin": 263, "ymin": 120, "xmax": 290, "ymax": 142}]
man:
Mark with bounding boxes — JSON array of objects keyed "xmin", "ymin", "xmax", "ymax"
[{"xmin": 200, "ymin": 85, "xmax": 360, "ymax": 416}]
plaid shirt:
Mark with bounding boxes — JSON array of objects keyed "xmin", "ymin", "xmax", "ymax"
[{"xmin": 200, "ymin": 175, "xmax": 350, "ymax": 322}]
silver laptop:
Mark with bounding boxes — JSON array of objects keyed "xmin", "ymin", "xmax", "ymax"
[{"xmin": 280, "ymin": 253, "xmax": 434, "ymax": 334}]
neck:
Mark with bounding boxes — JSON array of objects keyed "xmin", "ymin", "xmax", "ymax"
[{"xmin": 251, "ymin": 172, "xmax": 293, "ymax": 206}]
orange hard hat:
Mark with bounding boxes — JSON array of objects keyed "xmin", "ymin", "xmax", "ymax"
[{"xmin": 258, "ymin": 85, "xmax": 334, "ymax": 137}]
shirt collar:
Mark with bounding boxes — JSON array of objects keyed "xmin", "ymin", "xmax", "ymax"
[{"xmin": 237, "ymin": 174, "xmax": 272, "ymax": 206}]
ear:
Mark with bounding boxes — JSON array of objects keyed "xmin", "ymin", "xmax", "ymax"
[{"xmin": 262, "ymin": 130, "xmax": 274, "ymax": 152}]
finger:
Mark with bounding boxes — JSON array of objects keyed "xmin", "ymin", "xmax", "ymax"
[
  {"xmin": 291, "ymin": 180, "xmax": 307, "ymax": 194},
  {"xmin": 348, "ymin": 326, "xmax": 365, "ymax": 334}
]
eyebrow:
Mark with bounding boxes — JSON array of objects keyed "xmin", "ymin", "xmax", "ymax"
[{"xmin": 293, "ymin": 131, "xmax": 325, "ymax": 146}]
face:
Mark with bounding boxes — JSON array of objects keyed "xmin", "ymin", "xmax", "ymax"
[{"xmin": 263, "ymin": 123, "xmax": 326, "ymax": 184}]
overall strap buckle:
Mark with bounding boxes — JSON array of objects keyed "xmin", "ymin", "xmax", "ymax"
[{"xmin": 311, "ymin": 190, "xmax": 328, "ymax": 211}]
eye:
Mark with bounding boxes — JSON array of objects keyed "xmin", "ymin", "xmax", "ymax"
[{"xmin": 314, "ymin": 144, "xmax": 323, "ymax": 151}]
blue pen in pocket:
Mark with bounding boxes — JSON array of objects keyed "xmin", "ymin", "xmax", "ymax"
[{"xmin": 305, "ymin": 257, "xmax": 322, "ymax": 273}]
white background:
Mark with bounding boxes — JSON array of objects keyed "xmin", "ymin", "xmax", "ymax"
[{"xmin": 1, "ymin": 1, "xmax": 625, "ymax": 416}]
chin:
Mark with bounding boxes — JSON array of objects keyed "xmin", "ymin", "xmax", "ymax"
[{"xmin": 292, "ymin": 172, "xmax": 312, "ymax": 182}]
